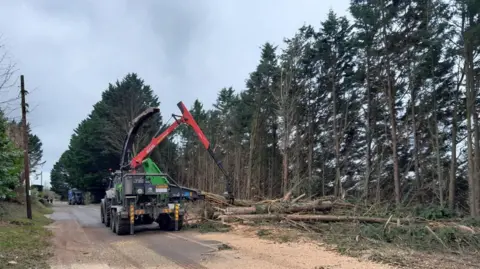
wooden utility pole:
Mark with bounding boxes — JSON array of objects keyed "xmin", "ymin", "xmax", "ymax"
[{"xmin": 21, "ymin": 75, "xmax": 32, "ymax": 219}]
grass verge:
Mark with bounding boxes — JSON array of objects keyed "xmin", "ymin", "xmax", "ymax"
[{"xmin": 0, "ymin": 200, "xmax": 54, "ymax": 269}]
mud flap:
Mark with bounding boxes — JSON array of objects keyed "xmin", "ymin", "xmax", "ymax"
[
  {"xmin": 128, "ymin": 198, "xmax": 135, "ymax": 235},
  {"xmin": 174, "ymin": 203, "xmax": 179, "ymax": 231}
]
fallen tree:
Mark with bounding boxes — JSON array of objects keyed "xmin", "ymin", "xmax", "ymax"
[
  {"xmin": 203, "ymin": 192, "xmax": 253, "ymax": 207},
  {"xmin": 218, "ymin": 214, "xmax": 408, "ymax": 224},
  {"xmin": 224, "ymin": 200, "xmax": 335, "ymax": 215}
]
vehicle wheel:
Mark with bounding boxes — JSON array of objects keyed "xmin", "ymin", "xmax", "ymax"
[
  {"xmin": 111, "ymin": 211, "xmax": 117, "ymax": 233},
  {"xmin": 167, "ymin": 217, "xmax": 183, "ymax": 231},
  {"xmin": 115, "ymin": 213, "xmax": 129, "ymax": 235},
  {"xmin": 101, "ymin": 206, "xmax": 105, "ymax": 223},
  {"xmin": 158, "ymin": 214, "xmax": 183, "ymax": 231},
  {"xmin": 157, "ymin": 214, "xmax": 169, "ymax": 230},
  {"xmin": 104, "ymin": 202, "xmax": 111, "ymax": 227}
]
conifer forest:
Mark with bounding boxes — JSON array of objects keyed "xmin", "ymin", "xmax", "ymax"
[{"xmin": 50, "ymin": 0, "xmax": 480, "ymax": 219}]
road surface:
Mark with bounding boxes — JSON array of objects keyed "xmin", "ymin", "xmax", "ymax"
[
  {"xmin": 46, "ymin": 203, "xmax": 395, "ymax": 269},
  {"xmin": 47, "ymin": 202, "xmax": 225, "ymax": 269}
]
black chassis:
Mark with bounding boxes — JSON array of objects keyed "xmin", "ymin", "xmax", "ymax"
[{"xmin": 101, "ymin": 172, "xmax": 204, "ymax": 235}]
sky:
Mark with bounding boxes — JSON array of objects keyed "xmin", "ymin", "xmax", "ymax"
[{"xmin": 0, "ymin": 0, "xmax": 350, "ymax": 188}]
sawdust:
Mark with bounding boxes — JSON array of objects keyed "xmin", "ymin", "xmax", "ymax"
[{"xmin": 196, "ymin": 227, "xmax": 396, "ymax": 269}]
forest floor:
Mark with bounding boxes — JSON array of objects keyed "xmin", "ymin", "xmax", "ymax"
[
  {"xmin": 192, "ymin": 195, "xmax": 480, "ymax": 269},
  {"xmin": 201, "ymin": 222, "xmax": 479, "ymax": 269}
]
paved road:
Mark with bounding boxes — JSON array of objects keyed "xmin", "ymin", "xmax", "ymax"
[
  {"xmin": 47, "ymin": 203, "xmax": 224, "ymax": 269},
  {"xmin": 46, "ymin": 203, "xmax": 404, "ymax": 269}
]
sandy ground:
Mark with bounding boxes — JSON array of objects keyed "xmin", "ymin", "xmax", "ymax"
[{"xmin": 46, "ymin": 203, "xmax": 396, "ymax": 269}]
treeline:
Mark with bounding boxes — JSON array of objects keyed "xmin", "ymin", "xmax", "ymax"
[
  {"xmin": 0, "ymin": 111, "xmax": 44, "ymax": 200},
  {"xmin": 49, "ymin": 74, "xmax": 179, "ymax": 200},
  {"xmin": 51, "ymin": 0, "xmax": 480, "ymax": 216}
]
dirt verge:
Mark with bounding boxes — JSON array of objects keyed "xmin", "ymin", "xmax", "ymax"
[{"xmin": 195, "ymin": 224, "xmax": 396, "ymax": 269}]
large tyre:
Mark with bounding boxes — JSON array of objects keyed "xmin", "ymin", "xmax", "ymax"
[
  {"xmin": 168, "ymin": 218, "xmax": 183, "ymax": 231},
  {"xmin": 158, "ymin": 214, "xmax": 183, "ymax": 231},
  {"xmin": 104, "ymin": 201, "xmax": 111, "ymax": 227},
  {"xmin": 115, "ymin": 213, "xmax": 130, "ymax": 236},
  {"xmin": 111, "ymin": 211, "xmax": 116, "ymax": 233},
  {"xmin": 100, "ymin": 203, "xmax": 105, "ymax": 224}
]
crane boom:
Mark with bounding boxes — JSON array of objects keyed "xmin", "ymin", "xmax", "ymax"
[{"xmin": 122, "ymin": 101, "xmax": 234, "ymax": 203}]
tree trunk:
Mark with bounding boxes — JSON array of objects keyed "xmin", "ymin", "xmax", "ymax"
[
  {"xmin": 412, "ymin": 92, "xmax": 421, "ymax": 190},
  {"xmin": 282, "ymin": 121, "xmax": 289, "ymax": 196},
  {"xmin": 271, "ymin": 122, "xmax": 278, "ymax": 198},
  {"xmin": 381, "ymin": 4, "xmax": 401, "ymax": 206},
  {"xmin": 332, "ymin": 74, "xmax": 342, "ymax": 197},
  {"xmin": 448, "ymin": 102, "xmax": 458, "ymax": 211},
  {"xmin": 220, "ymin": 214, "xmax": 404, "ymax": 224},
  {"xmin": 224, "ymin": 200, "xmax": 334, "ymax": 215},
  {"xmin": 321, "ymin": 161, "xmax": 325, "ymax": 197},
  {"xmin": 434, "ymin": 116, "xmax": 444, "ymax": 207},
  {"xmin": 234, "ymin": 146, "xmax": 241, "ymax": 199},
  {"xmin": 471, "ymin": 77, "xmax": 480, "ymax": 216},
  {"xmin": 465, "ymin": 39, "xmax": 477, "ymax": 217},
  {"xmin": 364, "ymin": 53, "xmax": 372, "ymax": 201},
  {"xmin": 246, "ymin": 112, "xmax": 258, "ymax": 199}
]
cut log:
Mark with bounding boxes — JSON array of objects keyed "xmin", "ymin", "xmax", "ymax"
[
  {"xmin": 220, "ymin": 200, "xmax": 333, "ymax": 215},
  {"xmin": 291, "ymin": 193, "xmax": 306, "ymax": 203},
  {"xmin": 219, "ymin": 214, "xmax": 406, "ymax": 224},
  {"xmin": 225, "ymin": 206, "xmax": 256, "ymax": 215},
  {"xmin": 220, "ymin": 200, "xmax": 334, "ymax": 215},
  {"xmin": 203, "ymin": 192, "xmax": 253, "ymax": 206},
  {"xmin": 255, "ymin": 200, "xmax": 333, "ymax": 214}
]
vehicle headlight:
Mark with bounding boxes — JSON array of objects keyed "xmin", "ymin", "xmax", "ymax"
[{"xmin": 136, "ymin": 188, "xmax": 144, "ymax": 194}]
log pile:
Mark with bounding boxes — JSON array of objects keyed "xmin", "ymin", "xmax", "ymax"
[
  {"xmin": 195, "ymin": 193, "xmax": 480, "ymax": 242},
  {"xmin": 201, "ymin": 193, "xmax": 411, "ymax": 225}
]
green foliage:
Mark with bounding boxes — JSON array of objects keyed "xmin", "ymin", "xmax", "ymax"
[
  {"xmin": 6, "ymin": 121, "xmax": 44, "ymax": 172},
  {"xmin": 359, "ymin": 223, "xmax": 480, "ymax": 252},
  {"xmin": 414, "ymin": 205, "xmax": 456, "ymax": 220},
  {"xmin": 51, "ymin": 73, "xmax": 177, "ymax": 201},
  {"xmin": 28, "ymin": 133, "xmax": 43, "ymax": 166},
  {"xmin": 0, "ymin": 114, "xmax": 23, "ymax": 199}
]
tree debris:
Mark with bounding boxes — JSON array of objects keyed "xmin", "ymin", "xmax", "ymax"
[{"xmin": 218, "ymin": 214, "xmax": 408, "ymax": 224}]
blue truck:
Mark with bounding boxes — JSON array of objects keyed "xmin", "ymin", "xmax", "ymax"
[{"xmin": 68, "ymin": 188, "xmax": 84, "ymax": 205}]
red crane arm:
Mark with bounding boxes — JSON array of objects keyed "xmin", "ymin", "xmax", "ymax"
[
  {"xmin": 130, "ymin": 102, "xmax": 211, "ymax": 169},
  {"xmin": 130, "ymin": 119, "xmax": 181, "ymax": 169},
  {"xmin": 129, "ymin": 101, "xmax": 234, "ymax": 203}
]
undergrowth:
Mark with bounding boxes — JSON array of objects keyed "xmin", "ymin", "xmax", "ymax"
[
  {"xmin": 0, "ymin": 200, "xmax": 54, "ymax": 269},
  {"xmin": 248, "ymin": 203, "xmax": 480, "ymax": 268},
  {"xmin": 319, "ymin": 221, "xmax": 480, "ymax": 253},
  {"xmin": 184, "ymin": 220, "xmax": 231, "ymax": 233}
]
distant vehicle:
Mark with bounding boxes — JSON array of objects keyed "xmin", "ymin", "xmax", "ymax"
[{"xmin": 68, "ymin": 188, "xmax": 84, "ymax": 205}]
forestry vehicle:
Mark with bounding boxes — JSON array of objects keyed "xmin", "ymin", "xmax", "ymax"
[
  {"xmin": 100, "ymin": 101, "xmax": 234, "ymax": 235},
  {"xmin": 68, "ymin": 188, "xmax": 84, "ymax": 205}
]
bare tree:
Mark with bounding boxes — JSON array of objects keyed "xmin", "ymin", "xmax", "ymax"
[
  {"xmin": 0, "ymin": 36, "xmax": 18, "ymax": 111},
  {"xmin": 274, "ymin": 35, "xmax": 304, "ymax": 198}
]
